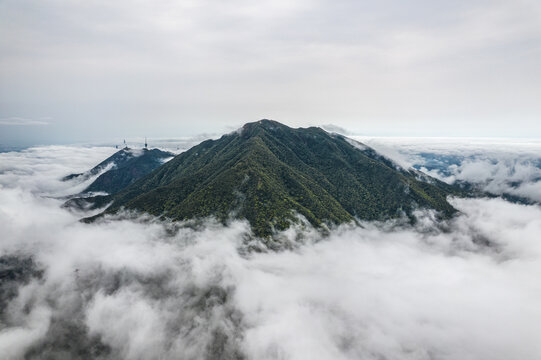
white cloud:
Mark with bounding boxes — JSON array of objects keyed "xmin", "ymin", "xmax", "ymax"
[
  {"xmin": 0, "ymin": 117, "xmax": 49, "ymax": 126},
  {"xmin": 1, "ymin": 145, "xmax": 541, "ymax": 359},
  {"xmin": 86, "ymin": 290, "xmax": 168, "ymax": 360},
  {"xmin": 237, "ymin": 197, "xmax": 541, "ymax": 360}
]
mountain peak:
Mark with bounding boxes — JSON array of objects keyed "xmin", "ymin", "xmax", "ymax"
[
  {"xmin": 238, "ymin": 120, "xmax": 331, "ymax": 143},
  {"xmin": 248, "ymin": 118, "xmax": 286, "ymax": 128},
  {"xmin": 239, "ymin": 119, "xmax": 290, "ymax": 136}
]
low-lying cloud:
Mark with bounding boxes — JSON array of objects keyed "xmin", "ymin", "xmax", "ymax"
[
  {"xmin": 0, "ymin": 145, "xmax": 116, "ymax": 196},
  {"xmin": 354, "ymin": 136, "xmax": 541, "ymax": 203},
  {"xmin": 438, "ymin": 158, "xmax": 541, "ymax": 202},
  {"xmin": 1, "ymin": 145, "xmax": 541, "ymax": 359}
]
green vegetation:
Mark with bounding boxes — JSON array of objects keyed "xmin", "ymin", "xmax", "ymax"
[
  {"xmin": 95, "ymin": 120, "xmax": 465, "ymax": 236},
  {"xmin": 68, "ymin": 148, "xmax": 174, "ymax": 195}
]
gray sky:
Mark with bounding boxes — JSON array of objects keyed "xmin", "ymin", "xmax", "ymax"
[{"xmin": 1, "ymin": 0, "xmax": 540, "ymax": 146}]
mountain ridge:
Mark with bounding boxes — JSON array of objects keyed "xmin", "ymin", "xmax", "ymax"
[{"xmin": 84, "ymin": 120, "xmax": 466, "ymax": 236}]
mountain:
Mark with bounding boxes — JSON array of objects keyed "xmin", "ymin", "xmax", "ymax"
[
  {"xmin": 86, "ymin": 120, "xmax": 466, "ymax": 236},
  {"xmin": 65, "ymin": 147, "xmax": 174, "ymax": 195}
]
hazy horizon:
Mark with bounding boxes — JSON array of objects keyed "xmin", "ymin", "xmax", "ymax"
[{"xmin": 3, "ymin": 120, "xmax": 541, "ymax": 151}]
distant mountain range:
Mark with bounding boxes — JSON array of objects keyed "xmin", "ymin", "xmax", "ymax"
[{"xmin": 70, "ymin": 120, "xmax": 467, "ymax": 236}]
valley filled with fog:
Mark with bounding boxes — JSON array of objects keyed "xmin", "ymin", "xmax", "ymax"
[{"xmin": 1, "ymin": 140, "xmax": 541, "ymax": 360}]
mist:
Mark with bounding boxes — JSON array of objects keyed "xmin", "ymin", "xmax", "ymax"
[{"xmin": 1, "ymin": 145, "xmax": 541, "ymax": 359}]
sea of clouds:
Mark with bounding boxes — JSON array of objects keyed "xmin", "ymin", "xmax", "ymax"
[{"xmin": 1, "ymin": 142, "xmax": 541, "ymax": 360}]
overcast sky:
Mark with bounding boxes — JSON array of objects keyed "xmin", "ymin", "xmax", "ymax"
[{"xmin": 1, "ymin": 0, "xmax": 540, "ymax": 146}]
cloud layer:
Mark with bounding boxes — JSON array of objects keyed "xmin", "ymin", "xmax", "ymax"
[
  {"xmin": 1, "ymin": 145, "xmax": 541, "ymax": 359},
  {"xmin": 354, "ymin": 136, "xmax": 541, "ymax": 203}
]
